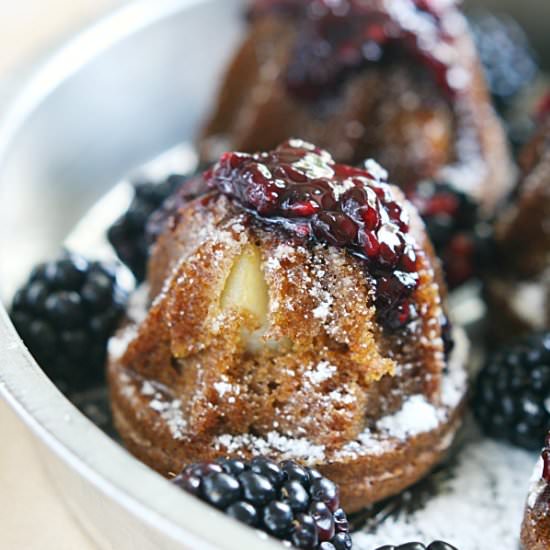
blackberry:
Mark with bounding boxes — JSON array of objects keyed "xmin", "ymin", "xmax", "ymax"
[
  {"xmin": 473, "ymin": 331, "xmax": 550, "ymax": 450},
  {"xmin": 410, "ymin": 181, "xmax": 488, "ymax": 288},
  {"xmin": 10, "ymin": 253, "xmax": 127, "ymax": 391},
  {"xmin": 470, "ymin": 12, "xmax": 538, "ymax": 112},
  {"xmin": 107, "ymin": 174, "xmax": 187, "ymax": 282},
  {"xmin": 173, "ymin": 458, "xmax": 352, "ymax": 549},
  {"xmin": 538, "ymin": 93, "xmax": 550, "ymax": 123},
  {"xmin": 374, "ymin": 543, "xmax": 458, "ymax": 550}
]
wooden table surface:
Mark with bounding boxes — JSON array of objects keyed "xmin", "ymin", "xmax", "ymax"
[
  {"xmin": 0, "ymin": 1, "xmax": 124, "ymax": 75},
  {"xmin": 0, "ymin": 3, "xmax": 126, "ymax": 548},
  {"xmin": 0, "ymin": 399, "xmax": 97, "ymax": 549}
]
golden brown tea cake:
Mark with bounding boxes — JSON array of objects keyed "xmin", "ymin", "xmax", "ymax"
[
  {"xmin": 485, "ymin": 108, "xmax": 550, "ymax": 343},
  {"xmin": 108, "ymin": 139, "xmax": 468, "ymax": 512},
  {"xmin": 200, "ymin": 0, "xmax": 513, "ymax": 216}
]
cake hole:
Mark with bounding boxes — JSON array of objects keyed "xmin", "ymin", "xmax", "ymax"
[{"xmin": 170, "ymin": 357, "xmax": 182, "ymax": 374}]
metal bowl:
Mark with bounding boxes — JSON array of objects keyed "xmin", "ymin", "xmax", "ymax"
[{"xmin": 0, "ymin": 0, "xmax": 547, "ymax": 548}]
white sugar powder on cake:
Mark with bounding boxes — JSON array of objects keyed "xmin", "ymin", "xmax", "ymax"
[
  {"xmin": 304, "ymin": 361, "xmax": 337, "ymax": 385},
  {"xmin": 527, "ymin": 458, "xmax": 546, "ymax": 509},
  {"xmin": 148, "ymin": 396, "xmax": 187, "ymax": 440},
  {"xmin": 213, "ymin": 381, "xmax": 234, "ymax": 397},
  {"xmin": 377, "ymin": 395, "xmax": 441, "ymax": 439},
  {"xmin": 214, "ymin": 432, "xmax": 326, "ymax": 464}
]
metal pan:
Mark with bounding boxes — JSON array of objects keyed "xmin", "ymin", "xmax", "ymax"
[
  {"xmin": 0, "ymin": 1, "xmax": 281, "ymax": 548},
  {"xmin": 0, "ymin": 0, "xmax": 547, "ymax": 548}
]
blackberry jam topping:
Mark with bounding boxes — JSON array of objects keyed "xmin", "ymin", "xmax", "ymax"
[
  {"xmin": 251, "ymin": 0, "xmax": 468, "ymax": 101},
  {"xmin": 205, "ymin": 139, "xmax": 420, "ymax": 329}
]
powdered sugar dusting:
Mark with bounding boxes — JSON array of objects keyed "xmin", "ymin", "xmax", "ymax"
[
  {"xmin": 312, "ymin": 301, "xmax": 332, "ymax": 320},
  {"xmin": 214, "ymin": 431, "xmax": 326, "ymax": 465},
  {"xmin": 107, "ymin": 283, "xmax": 150, "ymax": 361},
  {"xmin": 441, "ymin": 326, "xmax": 469, "ymax": 407},
  {"xmin": 329, "ymin": 389, "xmax": 355, "ymax": 405},
  {"xmin": 353, "ymin": 428, "xmax": 536, "ymax": 550},
  {"xmin": 364, "ymin": 158, "xmax": 389, "ymax": 181},
  {"xmin": 148, "ymin": 396, "xmax": 187, "ymax": 440},
  {"xmin": 141, "ymin": 380, "xmax": 156, "ymax": 396},
  {"xmin": 329, "ymin": 178, "xmax": 355, "ymax": 200},
  {"xmin": 304, "ymin": 361, "xmax": 337, "ymax": 385},
  {"xmin": 308, "ymin": 267, "xmax": 334, "ymax": 321},
  {"xmin": 116, "ymin": 368, "xmax": 188, "ymax": 440},
  {"xmin": 211, "ymin": 354, "xmax": 463, "ymax": 464},
  {"xmin": 527, "ymin": 458, "xmax": 546, "ymax": 509},
  {"xmin": 108, "ymin": 325, "xmax": 138, "ymax": 361},
  {"xmin": 377, "ymin": 395, "xmax": 441, "ymax": 439},
  {"xmin": 334, "ymin": 438, "xmax": 388, "ymax": 460},
  {"xmin": 118, "ymin": 371, "xmax": 136, "ymax": 399},
  {"xmin": 202, "ymin": 330, "xmax": 466, "ymax": 462},
  {"xmin": 214, "ymin": 381, "xmax": 234, "ymax": 397}
]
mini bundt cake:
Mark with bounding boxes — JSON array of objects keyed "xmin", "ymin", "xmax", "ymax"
[
  {"xmin": 108, "ymin": 139, "xmax": 468, "ymax": 512},
  {"xmin": 199, "ymin": 0, "xmax": 513, "ymax": 217},
  {"xmin": 521, "ymin": 436, "xmax": 550, "ymax": 550},
  {"xmin": 484, "ymin": 107, "xmax": 550, "ymax": 343}
]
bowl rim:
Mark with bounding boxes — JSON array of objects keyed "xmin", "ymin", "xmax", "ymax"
[{"xmin": 0, "ymin": 1, "xmax": 282, "ymax": 548}]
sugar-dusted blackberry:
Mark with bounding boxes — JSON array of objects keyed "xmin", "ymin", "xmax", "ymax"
[
  {"xmin": 470, "ymin": 12, "xmax": 538, "ymax": 111},
  {"xmin": 374, "ymin": 542, "xmax": 458, "ymax": 550},
  {"xmin": 10, "ymin": 253, "xmax": 127, "ymax": 390},
  {"xmin": 172, "ymin": 458, "xmax": 351, "ymax": 549},
  {"xmin": 107, "ymin": 174, "xmax": 187, "ymax": 282},
  {"xmin": 473, "ymin": 331, "xmax": 550, "ymax": 450}
]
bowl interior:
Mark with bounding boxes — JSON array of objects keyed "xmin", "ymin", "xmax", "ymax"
[
  {"xmin": 0, "ymin": 0, "xmax": 546, "ymax": 548},
  {"xmin": 0, "ymin": 0, "xmax": 245, "ymax": 302}
]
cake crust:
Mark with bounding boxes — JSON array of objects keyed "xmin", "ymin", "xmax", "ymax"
[
  {"xmin": 109, "ymin": 326, "xmax": 467, "ymax": 512},
  {"xmin": 522, "ymin": 496, "xmax": 550, "ymax": 550}
]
